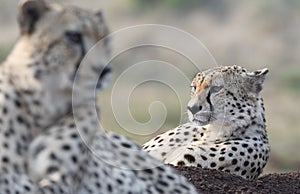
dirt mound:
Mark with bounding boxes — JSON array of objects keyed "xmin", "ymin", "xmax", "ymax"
[{"xmin": 174, "ymin": 166, "xmax": 300, "ymax": 194}]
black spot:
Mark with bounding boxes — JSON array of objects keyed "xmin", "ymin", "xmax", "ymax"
[
  {"xmin": 70, "ymin": 133, "xmax": 78, "ymax": 139},
  {"xmin": 218, "ymin": 157, "xmax": 225, "ymax": 161},
  {"xmin": 232, "ymin": 159, "xmax": 238, "ymax": 165},
  {"xmin": 156, "ymin": 166, "xmax": 165, "ymax": 172},
  {"xmin": 46, "ymin": 166, "xmax": 59, "ymax": 174},
  {"xmin": 112, "ymin": 134, "xmax": 120, "ymax": 139},
  {"xmin": 2, "ymin": 156, "xmax": 9, "ymax": 163},
  {"xmin": 241, "ymin": 170, "xmax": 247, "ymax": 176},
  {"xmin": 68, "ymin": 123, "xmax": 75, "ymax": 128},
  {"xmin": 120, "ymin": 152, "xmax": 129, "ymax": 157},
  {"xmin": 94, "ymin": 172, "xmax": 99, "ymax": 178},
  {"xmin": 231, "ymin": 147, "xmax": 238, "ymax": 151},
  {"xmin": 158, "ymin": 180, "xmax": 169, "ymax": 187},
  {"xmin": 2, "ymin": 106, "xmax": 8, "ymax": 114},
  {"xmin": 242, "ymin": 143, "xmax": 248, "ymax": 148},
  {"xmin": 184, "ymin": 131, "xmax": 189, "ymax": 136},
  {"xmin": 14, "ymin": 100, "xmax": 22, "ymax": 107},
  {"xmin": 184, "ymin": 154, "xmax": 196, "ymax": 163},
  {"xmin": 210, "ymin": 162, "xmax": 216, "ymax": 168},
  {"xmin": 167, "ymin": 175, "xmax": 175, "ymax": 180},
  {"xmin": 23, "ymin": 185, "xmax": 31, "ymax": 191},
  {"xmin": 218, "ymin": 166, "xmax": 224, "ymax": 170},
  {"xmin": 144, "ymin": 169, "xmax": 153, "ymax": 174},
  {"xmin": 71, "ymin": 155, "xmax": 77, "ymax": 163},
  {"xmin": 209, "ymin": 153, "xmax": 216, "ymax": 157},
  {"xmin": 121, "ymin": 142, "xmax": 132, "ymax": 148},
  {"xmin": 116, "ymin": 179, "xmax": 123, "ymax": 185},
  {"xmin": 177, "ymin": 161, "xmax": 185, "ymax": 166},
  {"xmin": 61, "ymin": 144, "xmax": 71, "ymax": 151},
  {"xmin": 3, "ymin": 142, "xmax": 9, "ymax": 148},
  {"xmin": 107, "ymin": 184, "xmax": 113, "ymax": 192},
  {"xmin": 248, "ymin": 148, "xmax": 253, "ymax": 153},
  {"xmin": 17, "ymin": 116, "xmax": 25, "ymax": 124},
  {"xmin": 49, "ymin": 153, "xmax": 57, "ymax": 160},
  {"xmin": 200, "ymin": 155, "xmax": 207, "ymax": 161},
  {"xmin": 96, "ymin": 182, "xmax": 101, "ymax": 188},
  {"xmin": 244, "ymin": 161, "xmax": 249, "ymax": 167}
]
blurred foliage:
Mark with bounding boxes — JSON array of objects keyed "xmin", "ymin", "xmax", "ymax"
[
  {"xmin": 133, "ymin": 0, "xmax": 222, "ymax": 10},
  {"xmin": 280, "ymin": 68, "xmax": 300, "ymax": 94},
  {"xmin": 0, "ymin": 47, "xmax": 9, "ymax": 63}
]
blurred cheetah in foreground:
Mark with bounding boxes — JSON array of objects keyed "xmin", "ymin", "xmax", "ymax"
[
  {"xmin": 144, "ymin": 65, "xmax": 270, "ymax": 180},
  {"xmin": 0, "ymin": 0, "xmax": 197, "ymax": 193}
]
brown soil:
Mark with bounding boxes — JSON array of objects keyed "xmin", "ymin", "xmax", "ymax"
[{"xmin": 174, "ymin": 166, "xmax": 300, "ymax": 194}]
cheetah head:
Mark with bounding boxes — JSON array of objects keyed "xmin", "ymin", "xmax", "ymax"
[
  {"xmin": 4, "ymin": 0, "xmax": 111, "ymax": 126},
  {"xmin": 187, "ymin": 66, "xmax": 269, "ymax": 127},
  {"xmin": 1, "ymin": 0, "xmax": 110, "ymax": 129}
]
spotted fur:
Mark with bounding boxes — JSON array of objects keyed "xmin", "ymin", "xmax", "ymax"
[
  {"xmin": 143, "ymin": 65, "xmax": 270, "ymax": 180},
  {"xmin": 0, "ymin": 0, "xmax": 198, "ymax": 193}
]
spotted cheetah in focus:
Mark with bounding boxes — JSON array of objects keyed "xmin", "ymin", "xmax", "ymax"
[
  {"xmin": 0, "ymin": 0, "xmax": 198, "ymax": 193},
  {"xmin": 143, "ymin": 65, "xmax": 270, "ymax": 180}
]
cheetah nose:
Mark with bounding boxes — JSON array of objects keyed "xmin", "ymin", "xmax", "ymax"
[
  {"xmin": 187, "ymin": 104, "xmax": 202, "ymax": 115},
  {"xmin": 93, "ymin": 65, "xmax": 112, "ymax": 79},
  {"xmin": 101, "ymin": 66, "xmax": 111, "ymax": 78},
  {"xmin": 99, "ymin": 66, "xmax": 111, "ymax": 79}
]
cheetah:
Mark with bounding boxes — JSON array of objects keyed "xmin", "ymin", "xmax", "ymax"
[
  {"xmin": 143, "ymin": 65, "xmax": 270, "ymax": 180},
  {"xmin": 0, "ymin": 0, "xmax": 110, "ymax": 192},
  {"xmin": 0, "ymin": 0, "xmax": 198, "ymax": 193},
  {"xmin": 0, "ymin": 0, "xmax": 110, "ymax": 175}
]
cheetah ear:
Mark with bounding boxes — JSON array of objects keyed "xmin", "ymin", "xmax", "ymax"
[
  {"xmin": 246, "ymin": 68, "xmax": 269, "ymax": 93},
  {"xmin": 18, "ymin": 0, "xmax": 49, "ymax": 35},
  {"xmin": 95, "ymin": 10, "xmax": 104, "ymax": 22}
]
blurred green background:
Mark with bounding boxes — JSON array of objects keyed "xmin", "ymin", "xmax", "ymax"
[{"xmin": 0, "ymin": 0, "xmax": 299, "ymax": 174}]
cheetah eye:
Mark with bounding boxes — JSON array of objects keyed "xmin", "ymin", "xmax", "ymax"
[
  {"xmin": 65, "ymin": 31, "xmax": 83, "ymax": 44},
  {"xmin": 210, "ymin": 86, "xmax": 223, "ymax": 93},
  {"xmin": 190, "ymin": 85, "xmax": 197, "ymax": 93}
]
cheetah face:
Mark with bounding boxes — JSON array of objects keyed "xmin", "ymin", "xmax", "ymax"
[
  {"xmin": 14, "ymin": 0, "xmax": 111, "ymax": 117},
  {"xmin": 187, "ymin": 71, "xmax": 226, "ymax": 126},
  {"xmin": 187, "ymin": 66, "xmax": 268, "ymax": 126}
]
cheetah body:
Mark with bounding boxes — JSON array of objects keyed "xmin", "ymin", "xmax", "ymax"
[
  {"xmin": 0, "ymin": 0, "xmax": 198, "ymax": 193},
  {"xmin": 144, "ymin": 66, "xmax": 270, "ymax": 180}
]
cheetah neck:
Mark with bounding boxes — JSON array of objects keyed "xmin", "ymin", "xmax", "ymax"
[
  {"xmin": 0, "ymin": 71, "xmax": 35, "ymax": 174},
  {"xmin": 204, "ymin": 96, "xmax": 267, "ymax": 142}
]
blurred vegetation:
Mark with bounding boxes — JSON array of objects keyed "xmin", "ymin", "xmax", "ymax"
[
  {"xmin": 0, "ymin": 47, "xmax": 9, "ymax": 63},
  {"xmin": 280, "ymin": 68, "xmax": 300, "ymax": 94},
  {"xmin": 134, "ymin": 0, "xmax": 218, "ymax": 9}
]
